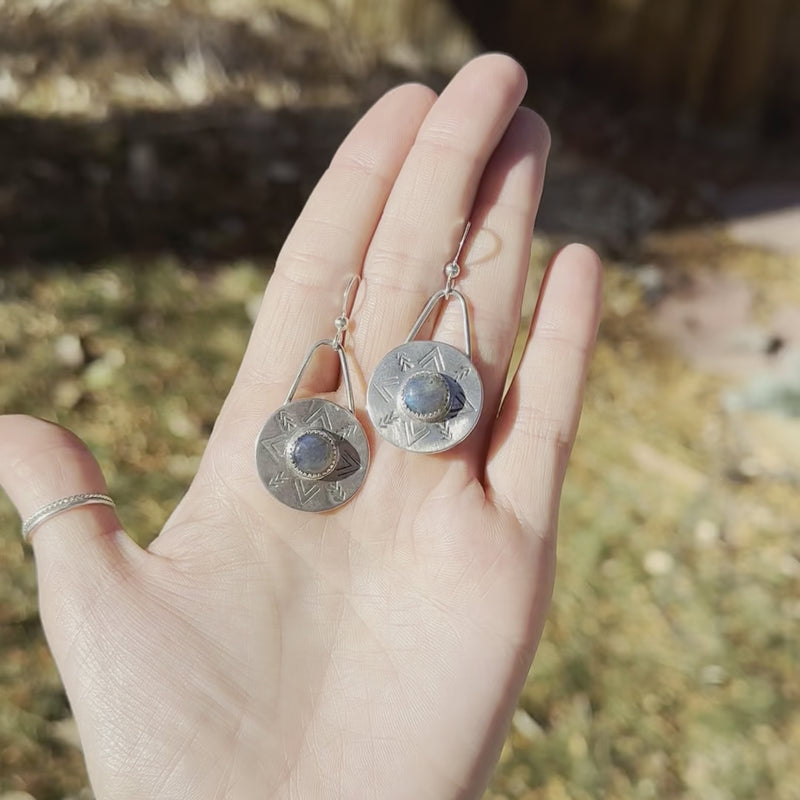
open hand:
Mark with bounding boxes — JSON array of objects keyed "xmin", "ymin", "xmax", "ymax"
[{"xmin": 0, "ymin": 54, "xmax": 602, "ymax": 799}]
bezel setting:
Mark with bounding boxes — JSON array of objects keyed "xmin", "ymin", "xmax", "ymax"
[
  {"xmin": 285, "ymin": 429, "xmax": 340, "ymax": 481},
  {"xmin": 398, "ymin": 370, "xmax": 452, "ymax": 422}
]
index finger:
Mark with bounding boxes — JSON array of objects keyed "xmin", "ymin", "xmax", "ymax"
[{"xmin": 167, "ymin": 84, "xmax": 436, "ymax": 527}]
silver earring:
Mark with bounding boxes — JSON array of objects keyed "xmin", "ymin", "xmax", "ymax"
[
  {"xmin": 366, "ymin": 222, "xmax": 483, "ymax": 453},
  {"xmin": 255, "ymin": 275, "xmax": 369, "ymax": 511}
]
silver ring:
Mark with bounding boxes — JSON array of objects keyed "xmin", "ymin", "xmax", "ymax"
[{"xmin": 21, "ymin": 493, "xmax": 116, "ymax": 542}]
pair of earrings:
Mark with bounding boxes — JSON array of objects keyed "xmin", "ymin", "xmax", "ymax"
[{"xmin": 255, "ymin": 222, "xmax": 483, "ymax": 512}]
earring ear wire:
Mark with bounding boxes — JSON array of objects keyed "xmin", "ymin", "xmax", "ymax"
[
  {"xmin": 255, "ymin": 274, "xmax": 369, "ymax": 511},
  {"xmin": 366, "ymin": 222, "xmax": 483, "ymax": 454}
]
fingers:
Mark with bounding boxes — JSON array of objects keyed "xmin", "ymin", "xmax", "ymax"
[
  {"xmin": 161, "ymin": 83, "xmax": 437, "ymax": 537},
  {"xmin": 356, "ymin": 53, "xmax": 529, "ymax": 371},
  {"xmin": 181, "ymin": 54, "xmax": 539, "ymax": 529},
  {"xmin": 431, "ymin": 107, "xmax": 550, "ymax": 464},
  {"xmin": 485, "ymin": 244, "xmax": 603, "ymax": 537},
  {"xmin": 176, "ymin": 84, "xmax": 437, "ymax": 527},
  {"xmin": 0, "ymin": 414, "xmax": 140, "ymax": 610},
  {"xmin": 217, "ymin": 82, "xmax": 437, "ymax": 427}
]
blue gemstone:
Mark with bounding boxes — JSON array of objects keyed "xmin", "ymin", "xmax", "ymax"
[
  {"xmin": 401, "ymin": 371, "xmax": 451, "ymax": 421},
  {"xmin": 290, "ymin": 432, "xmax": 337, "ymax": 478}
]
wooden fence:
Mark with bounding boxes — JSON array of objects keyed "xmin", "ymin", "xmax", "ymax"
[
  {"xmin": 328, "ymin": 0, "xmax": 800, "ymax": 130},
  {"xmin": 452, "ymin": 0, "xmax": 800, "ymax": 128}
]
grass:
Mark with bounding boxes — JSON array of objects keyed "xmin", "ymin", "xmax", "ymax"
[
  {"xmin": 2, "ymin": 242, "xmax": 799, "ymax": 798},
  {"xmin": 487, "ymin": 252, "xmax": 800, "ymax": 800}
]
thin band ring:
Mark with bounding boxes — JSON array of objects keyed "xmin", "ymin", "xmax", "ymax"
[{"xmin": 21, "ymin": 493, "xmax": 116, "ymax": 542}]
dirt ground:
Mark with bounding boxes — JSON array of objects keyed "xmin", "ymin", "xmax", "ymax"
[{"xmin": 1, "ymin": 1, "xmax": 799, "ymax": 798}]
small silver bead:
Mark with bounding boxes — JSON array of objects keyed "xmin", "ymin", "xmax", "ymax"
[
  {"xmin": 334, "ymin": 315, "xmax": 348, "ymax": 331},
  {"xmin": 444, "ymin": 262, "xmax": 460, "ymax": 279}
]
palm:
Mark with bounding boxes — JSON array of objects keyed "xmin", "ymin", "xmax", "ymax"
[
  {"xmin": 0, "ymin": 55, "xmax": 601, "ymax": 800},
  {"xmin": 85, "ymin": 476, "xmax": 541, "ymax": 797}
]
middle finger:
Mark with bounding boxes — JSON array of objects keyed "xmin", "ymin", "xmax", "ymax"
[{"xmin": 355, "ymin": 54, "xmax": 529, "ymax": 374}]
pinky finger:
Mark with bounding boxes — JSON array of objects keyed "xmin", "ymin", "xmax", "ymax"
[
  {"xmin": 0, "ymin": 415, "xmax": 143, "ymax": 654},
  {"xmin": 485, "ymin": 244, "xmax": 602, "ymax": 539}
]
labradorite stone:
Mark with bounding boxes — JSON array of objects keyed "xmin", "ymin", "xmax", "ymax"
[
  {"xmin": 401, "ymin": 372, "xmax": 450, "ymax": 421},
  {"xmin": 290, "ymin": 432, "xmax": 337, "ymax": 476}
]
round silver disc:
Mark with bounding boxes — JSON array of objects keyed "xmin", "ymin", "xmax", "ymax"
[
  {"xmin": 255, "ymin": 398, "xmax": 369, "ymax": 511},
  {"xmin": 367, "ymin": 340, "xmax": 483, "ymax": 453}
]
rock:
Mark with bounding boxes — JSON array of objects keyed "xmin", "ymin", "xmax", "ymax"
[
  {"xmin": 634, "ymin": 263, "xmax": 667, "ymax": 304},
  {"xmin": 694, "ymin": 519, "xmax": 721, "ymax": 547},
  {"xmin": 165, "ymin": 407, "xmax": 201, "ymax": 439},
  {"xmin": 49, "ymin": 716, "xmax": 82, "ymax": 750},
  {"xmin": 52, "ymin": 379, "xmax": 83, "ymax": 410},
  {"xmin": 511, "ymin": 708, "xmax": 543, "ymax": 741},
  {"xmin": 53, "ymin": 334, "xmax": 84, "ymax": 368},
  {"xmin": 643, "ymin": 549, "xmax": 675, "ymax": 576},
  {"xmin": 83, "ymin": 348, "xmax": 125, "ymax": 390}
]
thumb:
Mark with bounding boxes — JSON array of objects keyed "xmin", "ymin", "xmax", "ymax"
[{"xmin": 0, "ymin": 414, "xmax": 142, "ymax": 651}]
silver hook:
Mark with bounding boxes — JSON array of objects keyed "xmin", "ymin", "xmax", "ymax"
[
  {"xmin": 444, "ymin": 221, "xmax": 470, "ymax": 296},
  {"xmin": 333, "ymin": 273, "xmax": 360, "ymax": 348},
  {"xmin": 284, "ymin": 274, "xmax": 361, "ymax": 412},
  {"xmin": 403, "ymin": 222, "xmax": 475, "ymax": 358}
]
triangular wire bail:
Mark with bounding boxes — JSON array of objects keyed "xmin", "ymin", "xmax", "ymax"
[
  {"xmin": 284, "ymin": 339, "xmax": 355, "ymax": 414},
  {"xmin": 404, "ymin": 288, "xmax": 472, "ymax": 361}
]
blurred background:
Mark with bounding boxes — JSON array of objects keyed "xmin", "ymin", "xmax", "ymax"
[{"xmin": 0, "ymin": 0, "xmax": 799, "ymax": 797}]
